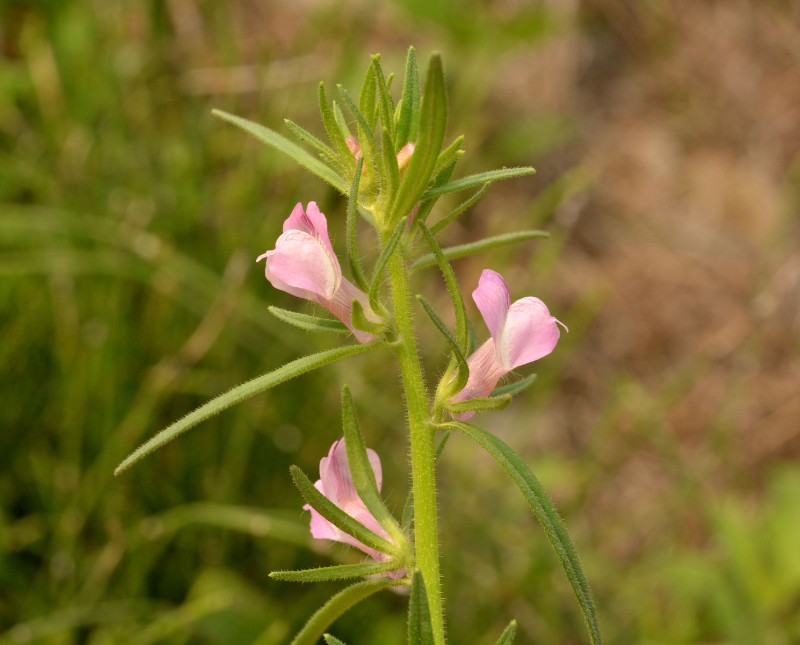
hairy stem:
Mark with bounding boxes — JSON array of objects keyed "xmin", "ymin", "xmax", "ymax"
[{"xmin": 386, "ymin": 246, "xmax": 445, "ymax": 644}]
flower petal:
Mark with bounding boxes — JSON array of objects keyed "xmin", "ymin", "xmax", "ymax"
[
  {"xmin": 282, "ymin": 202, "xmax": 336, "ymax": 260},
  {"xmin": 472, "ymin": 269, "xmax": 510, "ymax": 341},
  {"xmin": 325, "ymin": 278, "xmax": 382, "ymax": 344},
  {"xmin": 366, "ymin": 448, "xmax": 382, "ymax": 492},
  {"xmin": 318, "ymin": 439, "xmax": 358, "ymax": 507},
  {"xmin": 263, "ymin": 229, "xmax": 340, "ymax": 300},
  {"xmin": 498, "ymin": 297, "xmax": 563, "ymax": 370}
]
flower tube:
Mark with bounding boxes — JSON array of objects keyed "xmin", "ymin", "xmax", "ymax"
[
  {"xmin": 450, "ymin": 269, "xmax": 566, "ymax": 419},
  {"xmin": 257, "ymin": 202, "xmax": 381, "ymax": 343}
]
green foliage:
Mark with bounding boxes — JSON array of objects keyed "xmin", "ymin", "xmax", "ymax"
[{"xmin": 407, "ymin": 572, "xmax": 436, "ymax": 645}]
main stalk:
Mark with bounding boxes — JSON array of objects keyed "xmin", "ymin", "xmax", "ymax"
[{"xmin": 385, "ymin": 248, "xmax": 445, "ymax": 644}]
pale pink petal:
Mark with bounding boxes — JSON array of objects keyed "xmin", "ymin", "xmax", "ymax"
[
  {"xmin": 448, "ymin": 339, "xmax": 508, "ymax": 421},
  {"xmin": 473, "ymin": 270, "xmax": 510, "ymax": 341},
  {"xmin": 304, "ymin": 202, "xmax": 336, "ymax": 257},
  {"xmin": 366, "ymin": 448, "xmax": 383, "ymax": 492},
  {"xmin": 282, "ymin": 202, "xmax": 311, "ymax": 234},
  {"xmin": 346, "ymin": 137, "xmax": 362, "ymax": 160},
  {"xmin": 263, "ymin": 230, "xmax": 340, "ymax": 300},
  {"xmin": 319, "ymin": 439, "xmax": 358, "ymax": 507},
  {"xmin": 497, "ymin": 297, "xmax": 563, "ymax": 370}
]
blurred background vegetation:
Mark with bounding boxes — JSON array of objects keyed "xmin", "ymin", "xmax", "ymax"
[{"xmin": 2, "ymin": 0, "xmax": 799, "ymax": 643}]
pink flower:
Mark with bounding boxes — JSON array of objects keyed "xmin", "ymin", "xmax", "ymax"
[
  {"xmin": 450, "ymin": 269, "xmax": 566, "ymax": 420},
  {"xmin": 257, "ymin": 202, "xmax": 381, "ymax": 343},
  {"xmin": 305, "ymin": 439, "xmax": 404, "ymax": 578}
]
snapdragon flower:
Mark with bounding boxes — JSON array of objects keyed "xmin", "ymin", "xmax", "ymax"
[
  {"xmin": 450, "ymin": 269, "xmax": 566, "ymax": 420},
  {"xmin": 305, "ymin": 439, "xmax": 404, "ymax": 578},
  {"xmin": 257, "ymin": 202, "xmax": 381, "ymax": 343}
]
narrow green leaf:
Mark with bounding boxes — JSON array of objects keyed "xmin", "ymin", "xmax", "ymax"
[
  {"xmin": 114, "ymin": 343, "xmax": 382, "ymax": 475},
  {"xmin": 212, "ymin": 109, "xmax": 347, "ymax": 194},
  {"xmin": 422, "ymin": 166, "xmax": 536, "ymax": 198},
  {"xmin": 431, "ymin": 135, "xmax": 465, "ymax": 179},
  {"xmin": 270, "ymin": 560, "xmax": 403, "ymax": 583},
  {"xmin": 324, "ymin": 635, "xmax": 348, "ymax": 645},
  {"xmin": 290, "ymin": 579, "xmax": 397, "ymax": 645},
  {"xmin": 338, "ymin": 85, "xmax": 379, "ymax": 179},
  {"xmin": 333, "ymin": 101, "xmax": 353, "ymax": 139},
  {"xmin": 416, "ymin": 295, "xmax": 468, "ymax": 395},
  {"xmin": 319, "ymin": 83, "xmax": 354, "ymax": 167},
  {"xmin": 445, "ymin": 394, "xmax": 511, "ymax": 414},
  {"xmin": 491, "ymin": 374, "xmax": 537, "ymax": 398},
  {"xmin": 351, "ymin": 299, "xmax": 384, "ymax": 336},
  {"xmin": 411, "ymin": 230, "xmax": 550, "ymax": 272},
  {"xmin": 408, "ymin": 571, "xmax": 435, "ymax": 645},
  {"xmin": 429, "ymin": 183, "xmax": 489, "ymax": 235},
  {"xmin": 371, "ymin": 55, "xmax": 395, "ymax": 144},
  {"xmin": 358, "ymin": 63, "xmax": 378, "ymax": 129},
  {"xmin": 396, "ymin": 46, "xmax": 421, "ymax": 148},
  {"xmin": 341, "ymin": 386, "xmax": 405, "ymax": 543},
  {"xmin": 283, "ymin": 118, "xmax": 343, "ymax": 172},
  {"xmin": 411, "ymin": 155, "xmax": 459, "ymax": 228},
  {"xmin": 435, "ymin": 430, "xmax": 451, "ymax": 459},
  {"xmin": 445, "ymin": 422, "xmax": 602, "ymax": 645},
  {"xmin": 346, "ymin": 158, "xmax": 369, "ymax": 290},
  {"xmin": 390, "ymin": 53, "xmax": 447, "ymax": 223},
  {"xmin": 290, "ymin": 466, "xmax": 400, "ymax": 557},
  {"xmin": 268, "ymin": 306, "xmax": 350, "ymax": 334},
  {"xmin": 368, "ymin": 216, "xmax": 406, "ymax": 310},
  {"xmin": 495, "ymin": 619, "xmax": 518, "ymax": 645},
  {"xmin": 417, "ymin": 222, "xmax": 468, "ymax": 354},
  {"xmin": 380, "ymin": 127, "xmax": 400, "ymax": 206}
]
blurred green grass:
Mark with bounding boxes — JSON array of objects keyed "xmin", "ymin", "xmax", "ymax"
[{"xmin": 2, "ymin": 1, "xmax": 800, "ymax": 643}]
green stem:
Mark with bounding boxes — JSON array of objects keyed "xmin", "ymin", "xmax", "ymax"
[{"xmin": 385, "ymin": 248, "xmax": 445, "ymax": 644}]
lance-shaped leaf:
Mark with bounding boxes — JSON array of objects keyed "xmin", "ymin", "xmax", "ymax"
[
  {"xmin": 319, "ymin": 83, "xmax": 355, "ymax": 168},
  {"xmin": 358, "ymin": 63, "xmax": 378, "ymax": 129},
  {"xmin": 324, "ymin": 635, "xmax": 348, "ymax": 645},
  {"xmin": 445, "ymin": 394, "xmax": 511, "ymax": 415},
  {"xmin": 411, "ymin": 231, "xmax": 550, "ymax": 272},
  {"xmin": 346, "ymin": 158, "xmax": 369, "ymax": 290},
  {"xmin": 417, "ymin": 222, "xmax": 468, "ymax": 354},
  {"xmin": 411, "ymin": 155, "xmax": 459, "ymax": 228},
  {"xmin": 333, "ymin": 101, "xmax": 353, "ymax": 139},
  {"xmin": 495, "ymin": 620, "xmax": 518, "ymax": 645},
  {"xmin": 212, "ymin": 110, "xmax": 347, "ymax": 194},
  {"xmin": 290, "ymin": 579, "xmax": 398, "ymax": 645},
  {"xmin": 408, "ymin": 571, "xmax": 435, "ymax": 645},
  {"xmin": 444, "ymin": 421, "xmax": 602, "ymax": 645},
  {"xmin": 341, "ymin": 386, "xmax": 405, "ymax": 544},
  {"xmin": 290, "ymin": 465, "xmax": 401, "ymax": 558},
  {"xmin": 431, "ymin": 135, "xmax": 465, "ymax": 179},
  {"xmin": 380, "ymin": 128, "xmax": 400, "ymax": 206},
  {"xmin": 422, "ymin": 166, "xmax": 536, "ymax": 199},
  {"xmin": 270, "ymin": 560, "xmax": 403, "ymax": 583},
  {"xmin": 338, "ymin": 85, "xmax": 379, "ymax": 178},
  {"xmin": 368, "ymin": 216, "xmax": 406, "ymax": 310},
  {"xmin": 284, "ymin": 119, "xmax": 346, "ymax": 175},
  {"xmin": 491, "ymin": 374, "xmax": 537, "ymax": 398},
  {"xmin": 371, "ymin": 55, "xmax": 395, "ymax": 143},
  {"xmin": 416, "ymin": 295, "xmax": 468, "ymax": 396},
  {"xmin": 268, "ymin": 306, "xmax": 350, "ymax": 334},
  {"xmin": 114, "ymin": 343, "xmax": 382, "ymax": 475},
  {"xmin": 429, "ymin": 183, "xmax": 490, "ymax": 235},
  {"xmin": 390, "ymin": 53, "xmax": 447, "ymax": 223},
  {"xmin": 395, "ymin": 46, "xmax": 421, "ymax": 148}
]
